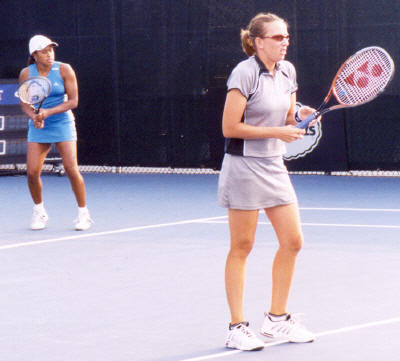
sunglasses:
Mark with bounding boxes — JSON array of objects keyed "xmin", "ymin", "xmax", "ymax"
[{"xmin": 263, "ymin": 34, "xmax": 290, "ymax": 42}]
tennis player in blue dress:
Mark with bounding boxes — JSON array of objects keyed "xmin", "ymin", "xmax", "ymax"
[{"xmin": 19, "ymin": 35, "xmax": 92, "ymax": 231}]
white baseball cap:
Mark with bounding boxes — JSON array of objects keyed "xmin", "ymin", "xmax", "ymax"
[{"xmin": 29, "ymin": 35, "xmax": 59, "ymax": 55}]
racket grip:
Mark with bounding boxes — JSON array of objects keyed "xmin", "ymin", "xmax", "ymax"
[
  {"xmin": 295, "ymin": 112, "xmax": 318, "ymax": 129},
  {"xmin": 34, "ymin": 99, "xmax": 45, "ymax": 114}
]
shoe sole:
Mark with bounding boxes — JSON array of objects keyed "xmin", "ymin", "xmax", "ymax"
[
  {"xmin": 225, "ymin": 342, "xmax": 264, "ymax": 351},
  {"xmin": 75, "ymin": 226, "xmax": 91, "ymax": 231}
]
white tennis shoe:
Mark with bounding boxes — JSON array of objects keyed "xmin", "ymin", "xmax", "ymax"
[
  {"xmin": 31, "ymin": 208, "xmax": 49, "ymax": 230},
  {"xmin": 225, "ymin": 322, "xmax": 264, "ymax": 351},
  {"xmin": 74, "ymin": 208, "xmax": 93, "ymax": 231},
  {"xmin": 260, "ymin": 313, "xmax": 315, "ymax": 343}
]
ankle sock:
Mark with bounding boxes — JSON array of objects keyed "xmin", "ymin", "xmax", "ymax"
[
  {"xmin": 78, "ymin": 206, "xmax": 88, "ymax": 214},
  {"xmin": 229, "ymin": 321, "xmax": 249, "ymax": 329},
  {"xmin": 268, "ymin": 313, "xmax": 289, "ymax": 322},
  {"xmin": 33, "ymin": 202, "xmax": 45, "ymax": 212}
]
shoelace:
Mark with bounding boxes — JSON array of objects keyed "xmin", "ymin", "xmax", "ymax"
[
  {"xmin": 238, "ymin": 324, "xmax": 258, "ymax": 338},
  {"xmin": 287, "ymin": 313, "xmax": 306, "ymax": 324},
  {"xmin": 33, "ymin": 210, "xmax": 47, "ymax": 220},
  {"xmin": 268, "ymin": 313, "xmax": 307, "ymax": 334},
  {"xmin": 74, "ymin": 213, "xmax": 94, "ymax": 224}
]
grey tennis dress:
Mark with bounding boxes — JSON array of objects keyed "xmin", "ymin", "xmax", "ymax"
[{"xmin": 218, "ymin": 56, "xmax": 298, "ymax": 210}]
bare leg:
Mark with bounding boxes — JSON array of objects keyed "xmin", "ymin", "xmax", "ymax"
[
  {"xmin": 56, "ymin": 141, "xmax": 86, "ymax": 207},
  {"xmin": 265, "ymin": 203, "xmax": 303, "ymax": 315},
  {"xmin": 225, "ymin": 209, "xmax": 259, "ymax": 324},
  {"xmin": 26, "ymin": 142, "xmax": 51, "ymax": 204}
]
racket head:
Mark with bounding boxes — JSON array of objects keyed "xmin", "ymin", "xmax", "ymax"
[
  {"xmin": 17, "ymin": 76, "xmax": 52, "ymax": 105},
  {"xmin": 332, "ymin": 46, "xmax": 395, "ymax": 107}
]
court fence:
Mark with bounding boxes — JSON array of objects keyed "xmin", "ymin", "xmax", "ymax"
[{"xmin": 2, "ymin": 163, "xmax": 400, "ymax": 178}]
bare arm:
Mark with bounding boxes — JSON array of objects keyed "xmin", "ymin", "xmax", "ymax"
[
  {"xmin": 18, "ymin": 67, "xmax": 37, "ymax": 120},
  {"xmin": 222, "ymin": 89, "xmax": 305, "ymax": 143},
  {"xmin": 39, "ymin": 63, "xmax": 78, "ymax": 120}
]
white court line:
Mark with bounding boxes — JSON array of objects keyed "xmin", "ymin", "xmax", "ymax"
[
  {"xmin": 0, "ymin": 215, "xmax": 227, "ymax": 251},
  {"xmin": 301, "ymin": 207, "xmax": 400, "ymax": 212},
  {"xmin": 178, "ymin": 317, "xmax": 400, "ymax": 361},
  {"xmin": 302, "ymin": 222, "xmax": 400, "ymax": 229},
  {"xmin": 2, "ymin": 207, "xmax": 399, "ymax": 251}
]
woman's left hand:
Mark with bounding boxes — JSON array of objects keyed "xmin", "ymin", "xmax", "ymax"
[
  {"xmin": 32, "ymin": 110, "xmax": 48, "ymax": 129},
  {"xmin": 298, "ymin": 105, "xmax": 322, "ymax": 126}
]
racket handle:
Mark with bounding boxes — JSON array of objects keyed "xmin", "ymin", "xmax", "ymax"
[
  {"xmin": 296, "ymin": 112, "xmax": 318, "ymax": 129},
  {"xmin": 34, "ymin": 99, "xmax": 45, "ymax": 114}
]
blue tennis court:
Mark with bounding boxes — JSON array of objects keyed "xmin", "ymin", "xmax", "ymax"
[{"xmin": 0, "ymin": 172, "xmax": 399, "ymax": 361}]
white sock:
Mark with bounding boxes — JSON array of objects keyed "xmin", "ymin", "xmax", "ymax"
[
  {"xmin": 33, "ymin": 202, "xmax": 45, "ymax": 212},
  {"xmin": 78, "ymin": 206, "xmax": 88, "ymax": 215}
]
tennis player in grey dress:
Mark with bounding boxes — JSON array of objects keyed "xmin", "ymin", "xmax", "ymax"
[{"xmin": 219, "ymin": 13, "xmax": 320, "ymax": 351}]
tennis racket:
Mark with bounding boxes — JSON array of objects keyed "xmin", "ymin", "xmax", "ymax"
[
  {"xmin": 17, "ymin": 76, "xmax": 52, "ymax": 114},
  {"xmin": 296, "ymin": 46, "xmax": 395, "ymax": 129}
]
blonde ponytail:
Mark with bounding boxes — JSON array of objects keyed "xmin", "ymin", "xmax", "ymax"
[{"xmin": 240, "ymin": 29, "xmax": 256, "ymax": 56}]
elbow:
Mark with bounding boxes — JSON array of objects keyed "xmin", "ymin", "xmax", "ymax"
[
  {"xmin": 70, "ymin": 99, "xmax": 78, "ymax": 109},
  {"xmin": 222, "ymin": 124, "xmax": 237, "ymax": 138},
  {"xmin": 222, "ymin": 127, "xmax": 233, "ymax": 139}
]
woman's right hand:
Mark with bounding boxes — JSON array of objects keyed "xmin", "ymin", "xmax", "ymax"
[
  {"xmin": 277, "ymin": 125, "xmax": 305, "ymax": 143},
  {"xmin": 32, "ymin": 112, "xmax": 45, "ymax": 129}
]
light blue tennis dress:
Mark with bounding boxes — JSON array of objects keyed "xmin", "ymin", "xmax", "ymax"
[{"xmin": 27, "ymin": 61, "xmax": 77, "ymax": 143}]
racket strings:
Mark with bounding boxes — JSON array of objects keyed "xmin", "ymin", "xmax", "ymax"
[
  {"xmin": 18, "ymin": 78, "xmax": 51, "ymax": 105},
  {"xmin": 335, "ymin": 48, "xmax": 394, "ymax": 105}
]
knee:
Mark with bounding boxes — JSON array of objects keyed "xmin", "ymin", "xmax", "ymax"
[
  {"xmin": 229, "ymin": 237, "xmax": 255, "ymax": 258},
  {"xmin": 64, "ymin": 165, "xmax": 82, "ymax": 180},
  {"xmin": 281, "ymin": 233, "xmax": 304, "ymax": 255},
  {"xmin": 26, "ymin": 168, "xmax": 41, "ymax": 182}
]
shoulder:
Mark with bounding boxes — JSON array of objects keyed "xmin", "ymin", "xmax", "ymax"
[
  {"xmin": 231, "ymin": 56, "xmax": 258, "ymax": 76},
  {"xmin": 59, "ymin": 62, "xmax": 76, "ymax": 78},
  {"xmin": 18, "ymin": 66, "xmax": 30, "ymax": 82},
  {"xmin": 228, "ymin": 56, "xmax": 259, "ymax": 85},
  {"xmin": 278, "ymin": 60, "xmax": 297, "ymax": 77},
  {"xmin": 59, "ymin": 62, "xmax": 73, "ymax": 72},
  {"xmin": 227, "ymin": 57, "xmax": 260, "ymax": 99}
]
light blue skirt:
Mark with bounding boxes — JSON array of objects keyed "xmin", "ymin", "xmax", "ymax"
[{"xmin": 27, "ymin": 111, "xmax": 77, "ymax": 143}]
